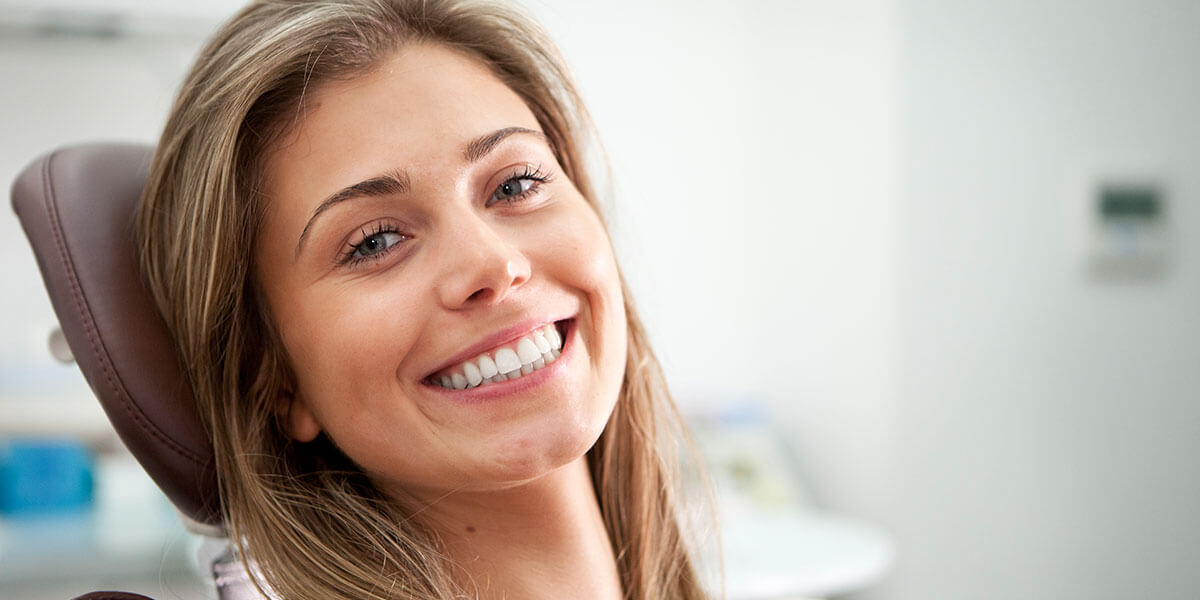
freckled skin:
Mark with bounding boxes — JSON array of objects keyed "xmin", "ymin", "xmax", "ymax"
[{"xmin": 254, "ymin": 43, "xmax": 627, "ymax": 505}]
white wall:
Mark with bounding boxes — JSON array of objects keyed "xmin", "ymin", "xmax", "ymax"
[
  {"xmin": 889, "ymin": 1, "xmax": 1200, "ymax": 599},
  {"xmin": 530, "ymin": 0, "xmax": 900, "ymax": 524}
]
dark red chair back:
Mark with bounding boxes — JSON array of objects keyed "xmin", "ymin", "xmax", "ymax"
[{"xmin": 11, "ymin": 143, "xmax": 220, "ymax": 527}]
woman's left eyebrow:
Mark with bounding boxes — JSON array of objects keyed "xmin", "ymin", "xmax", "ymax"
[{"xmin": 464, "ymin": 126, "xmax": 546, "ymax": 163}]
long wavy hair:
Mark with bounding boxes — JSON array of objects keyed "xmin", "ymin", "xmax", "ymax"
[{"xmin": 137, "ymin": 1, "xmax": 709, "ymax": 598}]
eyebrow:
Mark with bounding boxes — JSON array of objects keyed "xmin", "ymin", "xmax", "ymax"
[
  {"xmin": 295, "ymin": 170, "xmax": 410, "ymax": 258},
  {"xmin": 463, "ymin": 126, "xmax": 545, "ymax": 163},
  {"xmin": 294, "ymin": 126, "xmax": 546, "ymax": 258}
]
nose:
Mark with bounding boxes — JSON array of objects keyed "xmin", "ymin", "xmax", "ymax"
[{"xmin": 435, "ymin": 215, "xmax": 531, "ymax": 309}]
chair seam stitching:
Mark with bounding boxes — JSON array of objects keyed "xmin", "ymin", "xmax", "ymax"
[{"xmin": 41, "ymin": 151, "xmax": 207, "ymax": 468}]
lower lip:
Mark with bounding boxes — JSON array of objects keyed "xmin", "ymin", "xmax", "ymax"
[{"xmin": 425, "ymin": 320, "xmax": 575, "ymax": 403}]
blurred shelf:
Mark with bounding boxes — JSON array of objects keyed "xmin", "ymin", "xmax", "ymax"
[
  {"xmin": 723, "ymin": 506, "xmax": 893, "ymax": 599},
  {"xmin": 0, "ymin": 450, "xmax": 202, "ymax": 591},
  {"xmin": 0, "ymin": 394, "xmax": 114, "ymax": 443},
  {"xmin": 0, "ymin": 0, "xmax": 242, "ymax": 38},
  {"xmin": 0, "ymin": 511, "xmax": 194, "ymax": 584},
  {"xmin": 685, "ymin": 400, "xmax": 894, "ymax": 599}
]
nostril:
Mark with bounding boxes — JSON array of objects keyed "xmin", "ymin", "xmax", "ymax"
[{"xmin": 466, "ymin": 288, "xmax": 492, "ymax": 303}]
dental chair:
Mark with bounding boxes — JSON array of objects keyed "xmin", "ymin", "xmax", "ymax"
[{"xmin": 11, "ymin": 143, "xmax": 261, "ymax": 600}]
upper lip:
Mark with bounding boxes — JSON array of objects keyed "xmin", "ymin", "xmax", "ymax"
[{"xmin": 422, "ymin": 316, "xmax": 570, "ymax": 379}]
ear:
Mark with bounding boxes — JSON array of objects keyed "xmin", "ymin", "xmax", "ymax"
[{"xmin": 279, "ymin": 389, "xmax": 321, "ymax": 443}]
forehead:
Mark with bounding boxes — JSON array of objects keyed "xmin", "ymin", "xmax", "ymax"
[{"xmin": 264, "ymin": 42, "xmax": 543, "ymax": 199}]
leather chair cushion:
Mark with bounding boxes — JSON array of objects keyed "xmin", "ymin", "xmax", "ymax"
[{"xmin": 11, "ymin": 143, "xmax": 220, "ymax": 526}]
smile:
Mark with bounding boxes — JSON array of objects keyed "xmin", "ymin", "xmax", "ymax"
[{"xmin": 427, "ymin": 321, "xmax": 567, "ymax": 390}]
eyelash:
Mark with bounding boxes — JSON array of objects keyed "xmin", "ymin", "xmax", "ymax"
[
  {"xmin": 338, "ymin": 165, "xmax": 555, "ymax": 268},
  {"xmin": 488, "ymin": 164, "xmax": 553, "ymax": 206},
  {"xmin": 340, "ymin": 221, "xmax": 405, "ymax": 267}
]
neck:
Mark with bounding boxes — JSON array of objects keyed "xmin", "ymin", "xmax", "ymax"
[{"xmin": 418, "ymin": 457, "xmax": 623, "ymax": 600}]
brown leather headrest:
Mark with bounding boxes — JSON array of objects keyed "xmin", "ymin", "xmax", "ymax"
[{"xmin": 11, "ymin": 143, "xmax": 220, "ymax": 526}]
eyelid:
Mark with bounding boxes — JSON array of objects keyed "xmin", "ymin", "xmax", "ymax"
[
  {"xmin": 485, "ymin": 163, "xmax": 555, "ymax": 207},
  {"xmin": 337, "ymin": 218, "xmax": 409, "ymax": 268}
]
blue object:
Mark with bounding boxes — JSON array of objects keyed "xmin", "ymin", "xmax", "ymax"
[{"xmin": 0, "ymin": 437, "xmax": 94, "ymax": 515}]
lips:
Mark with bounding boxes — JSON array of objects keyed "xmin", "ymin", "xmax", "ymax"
[{"xmin": 424, "ymin": 320, "xmax": 569, "ymax": 390}]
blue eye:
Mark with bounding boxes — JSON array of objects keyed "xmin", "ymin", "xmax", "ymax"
[
  {"xmin": 354, "ymin": 231, "xmax": 403, "ymax": 257},
  {"xmin": 493, "ymin": 177, "xmax": 535, "ymax": 202},
  {"xmin": 487, "ymin": 165, "xmax": 551, "ymax": 206},
  {"xmin": 342, "ymin": 224, "xmax": 406, "ymax": 266}
]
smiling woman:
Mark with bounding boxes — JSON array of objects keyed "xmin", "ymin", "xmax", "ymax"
[
  {"xmin": 136, "ymin": 1, "xmax": 708, "ymax": 599},
  {"xmin": 260, "ymin": 41, "xmax": 628, "ymax": 504}
]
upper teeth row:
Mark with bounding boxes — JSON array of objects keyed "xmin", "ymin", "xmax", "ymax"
[{"xmin": 436, "ymin": 323, "xmax": 564, "ymax": 390}]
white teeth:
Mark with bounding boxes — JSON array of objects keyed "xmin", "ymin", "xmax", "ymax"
[
  {"xmin": 463, "ymin": 361, "xmax": 482, "ymax": 387},
  {"xmin": 494, "ymin": 347, "xmax": 521, "ymax": 374},
  {"xmin": 544, "ymin": 324, "xmax": 562, "ymax": 350},
  {"xmin": 478, "ymin": 355, "xmax": 499, "ymax": 379},
  {"xmin": 432, "ymin": 323, "xmax": 569, "ymax": 390},
  {"xmin": 532, "ymin": 331, "xmax": 551, "ymax": 354},
  {"xmin": 516, "ymin": 338, "xmax": 541, "ymax": 365}
]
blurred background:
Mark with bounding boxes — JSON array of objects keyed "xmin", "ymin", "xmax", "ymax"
[{"xmin": 1, "ymin": 0, "xmax": 1197, "ymax": 599}]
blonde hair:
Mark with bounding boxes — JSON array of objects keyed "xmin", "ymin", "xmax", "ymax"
[{"xmin": 138, "ymin": 1, "xmax": 708, "ymax": 598}]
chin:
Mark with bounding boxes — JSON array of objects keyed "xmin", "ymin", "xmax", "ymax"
[{"xmin": 477, "ymin": 403, "xmax": 609, "ymax": 487}]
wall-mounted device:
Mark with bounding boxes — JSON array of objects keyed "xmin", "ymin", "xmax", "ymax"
[{"xmin": 1075, "ymin": 168, "xmax": 1170, "ymax": 278}]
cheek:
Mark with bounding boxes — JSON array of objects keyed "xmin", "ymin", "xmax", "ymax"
[
  {"xmin": 538, "ymin": 202, "xmax": 628, "ymax": 376},
  {"xmin": 275, "ymin": 285, "xmax": 435, "ymax": 474},
  {"xmin": 541, "ymin": 204, "xmax": 623, "ymax": 305},
  {"xmin": 274, "ymin": 278, "xmax": 425, "ymax": 412}
]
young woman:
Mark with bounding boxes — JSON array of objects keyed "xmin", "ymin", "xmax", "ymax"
[{"xmin": 137, "ymin": 1, "xmax": 709, "ymax": 598}]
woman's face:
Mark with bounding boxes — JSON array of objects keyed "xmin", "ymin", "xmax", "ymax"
[{"xmin": 255, "ymin": 43, "xmax": 627, "ymax": 500}]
